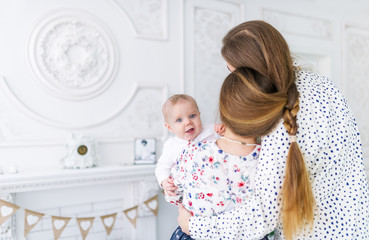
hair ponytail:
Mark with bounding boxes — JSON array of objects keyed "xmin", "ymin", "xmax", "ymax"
[
  {"xmin": 281, "ymin": 84, "xmax": 315, "ymax": 240},
  {"xmin": 221, "ymin": 20, "xmax": 315, "ymax": 239}
]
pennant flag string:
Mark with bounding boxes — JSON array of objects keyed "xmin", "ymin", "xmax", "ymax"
[
  {"xmin": 52, "ymin": 216, "xmax": 72, "ymax": 240},
  {"xmin": 0, "ymin": 199, "xmax": 20, "ymax": 226},
  {"xmin": 123, "ymin": 206, "xmax": 138, "ymax": 228},
  {"xmin": 144, "ymin": 195, "xmax": 159, "ymax": 216},
  {"xmin": 77, "ymin": 217, "xmax": 95, "ymax": 240},
  {"xmin": 100, "ymin": 212, "xmax": 117, "ymax": 236},
  {"xmin": 0, "ymin": 194, "xmax": 159, "ymax": 240},
  {"xmin": 24, "ymin": 209, "xmax": 45, "ymax": 237}
]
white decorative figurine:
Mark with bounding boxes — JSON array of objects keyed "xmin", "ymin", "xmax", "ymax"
[{"xmin": 60, "ymin": 134, "xmax": 97, "ymax": 169}]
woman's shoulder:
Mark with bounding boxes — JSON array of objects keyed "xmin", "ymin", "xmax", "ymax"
[
  {"xmin": 295, "ymin": 68, "xmax": 347, "ymax": 110},
  {"xmin": 295, "ymin": 68, "xmax": 346, "ymax": 97},
  {"xmin": 295, "ymin": 68, "xmax": 349, "ymax": 110},
  {"xmin": 295, "ymin": 68, "xmax": 332, "ymax": 89}
]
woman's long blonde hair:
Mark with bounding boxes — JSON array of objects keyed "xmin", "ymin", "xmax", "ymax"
[{"xmin": 220, "ymin": 20, "xmax": 314, "ymax": 239}]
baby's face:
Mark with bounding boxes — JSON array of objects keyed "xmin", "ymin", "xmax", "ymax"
[{"xmin": 166, "ymin": 100, "xmax": 203, "ymax": 141}]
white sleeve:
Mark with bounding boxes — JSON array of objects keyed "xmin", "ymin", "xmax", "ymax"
[{"xmin": 155, "ymin": 138, "xmax": 182, "ymax": 186}]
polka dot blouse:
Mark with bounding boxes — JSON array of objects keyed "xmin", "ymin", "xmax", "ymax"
[{"xmin": 189, "ymin": 70, "xmax": 369, "ymax": 239}]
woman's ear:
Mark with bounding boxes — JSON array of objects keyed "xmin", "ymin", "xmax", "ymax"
[{"xmin": 227, "ymin": 63, "xmax": 235, "ymax": 72}]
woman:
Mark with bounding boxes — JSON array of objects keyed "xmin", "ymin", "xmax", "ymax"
[{"xmin": 177, "ymin": 20, "xmax": 369, "ymax": 239}]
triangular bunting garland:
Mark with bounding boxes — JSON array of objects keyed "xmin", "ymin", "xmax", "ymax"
[
  {"xmin": 100, "ymin": 213, "xmax": 117, "ymax": 236},
  {"xmin": 24, "ymin": 209, "xmax": 45, "ymax": 237},
  {"xmin": 77, "ymin": 217, "xmax": 94, "ymax": 240},
  {"xmin": 0, "ymin": 199, "xmax": 20, "ymax": 226},
  {"xmin": 51, "ymin": 216, "xmax": 71, "ymax": 240},
  {"xmin": 0, "ymin": 195, "xmax": 159, "ymax": 238},
  {"xmin": 144, "ymin": 195, "xmax": 159, "ymax": 216},
  {"xmin": 123, "ymin": 206, "xmax": 138, "ymax": 228}
]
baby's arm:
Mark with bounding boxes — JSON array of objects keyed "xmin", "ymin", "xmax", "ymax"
[
  {"xmin": 164, "ymin": 180, "xmax": 183, "ymax": 206},
  {"xmin": 155, "ymin": 138, "xmax": 178, "ymax": 186},
  {"xmin": 161, "ymin": 177, "xmax": 177, "ymax": 196},
  {"xmin": 165, "ymin": 146, "xmax": 187, "ymax": 206},
  {"xmin": 155, "ymin": 158, "xmax": 171, "ymax": 187}
]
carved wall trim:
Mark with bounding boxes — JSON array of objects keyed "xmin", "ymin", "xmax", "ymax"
[
  {"xmin": 343, "ymin": 24, "xmax": 369, "ymax": 159},
  {"xmin": 183, "ymin": 0, "xmax": 243, "ymax": 123},
  {"xmin": 108, "ymin": 0, "xmax": 168, "ymax": 40},
  {"xmin": 292, "ymin": 52, "xmax": 331, "ymax": 78},
  {"xmin": 0, "ymin": 76, "xmax": 167, "ymax": 130},
  {"xmin": 263, "ymin": 9, "xmax": 333, "ymax": 40},
  {"xmin": 0, "ymin": 165, "xmax": 156, "ymax": 193},
  {"xmin": 133, "ymin": 181, "xmax": 160, "ymax": 217},
  {"xmin": 0, "ymin": 136, "xmax": 167, "ymax": 148},
  {"xmin": 26, "ymin": 9, "xmax": 119, "ymax": 101}
]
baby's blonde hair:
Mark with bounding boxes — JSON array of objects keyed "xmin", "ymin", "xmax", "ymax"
[{"xmin": 162, "ymin": 94, "xmax": 199, "ymax": 123}]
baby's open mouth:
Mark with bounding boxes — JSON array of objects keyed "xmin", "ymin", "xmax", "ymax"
[{"xmin": 186, "ymin": 128, "xmax": 194, "ymax": 134}]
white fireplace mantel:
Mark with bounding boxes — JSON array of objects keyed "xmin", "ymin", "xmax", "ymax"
[{"xmin": 0, "ymin": 164, "xmax": 156, "ymax": 193}]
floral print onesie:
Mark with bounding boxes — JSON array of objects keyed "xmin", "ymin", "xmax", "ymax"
[{"xmin": 166, "ymin": 140, "xmax": 260, "ymax": 217}]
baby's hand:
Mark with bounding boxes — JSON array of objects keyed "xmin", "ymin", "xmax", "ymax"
[
  {"xmin": 161, "ymin": 178, "xmax": 178, "ymax": 196},
  {"xmin": 215, "ymin": 123, "xmax": 225, "ymax": 136}
]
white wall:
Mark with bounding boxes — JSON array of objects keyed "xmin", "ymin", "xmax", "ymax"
[
  {"xmin": 157, "ymin": 0, "xmax": 369, "ymax": 238},
  {"xmin": 1, "ymin": 0, "xmax": 369, "ymax": 239}
]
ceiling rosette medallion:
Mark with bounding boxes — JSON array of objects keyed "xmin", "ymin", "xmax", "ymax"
[{"xmin": 26, "ymin": 9, "xmax": 119, "ymax": 101}]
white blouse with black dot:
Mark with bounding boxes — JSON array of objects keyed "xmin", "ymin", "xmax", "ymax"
[{"xmin": 189, "ymin": 70, "xmax": 369, "ymax": 239}]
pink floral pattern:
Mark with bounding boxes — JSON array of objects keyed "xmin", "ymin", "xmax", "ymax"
[{"xmin": 166, "ymin": 141, "xmax": 260, "ymax": 217}]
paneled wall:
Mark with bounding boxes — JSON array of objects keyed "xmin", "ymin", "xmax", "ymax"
[
  {"xmin": 0, "ymin": 0, "xmax": 171, "ymax": 168},
  {"xmin": 0, "ymin": 0, "xmax": 170, "ymax": 239},
  {"xmin": 163, "ymin": 0, "xmax": 369, "ymax": 238},
  {"xmin": 0, "ymin": 0, "xmax": 368, "ymax": 239},
  {"xmin": 183, "ymin": 0, "xmax": 369, "ymax": 167}
]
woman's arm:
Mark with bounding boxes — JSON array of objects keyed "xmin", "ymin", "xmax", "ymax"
[{"xmin": 178, "ymin": 204, "xmax": 191, "ymax": 234}]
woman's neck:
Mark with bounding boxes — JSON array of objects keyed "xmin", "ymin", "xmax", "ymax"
[{"xmin": 216, "ymin": 129, "xmax": 257, "ymax": 156}]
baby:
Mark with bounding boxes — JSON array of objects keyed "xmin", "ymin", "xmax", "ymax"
[{"xmin": 155, "ymin": 94, "xmax": 223, "ymax": 195}]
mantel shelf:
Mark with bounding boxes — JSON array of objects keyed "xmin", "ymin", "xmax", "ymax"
[{"xmin": 0, "ymin": 164, "xmax": 156, "ymax": 193}]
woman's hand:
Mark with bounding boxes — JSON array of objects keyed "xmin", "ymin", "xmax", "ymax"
[{"xmin": 177, "ymin": 204, "xmax": 191, "ymax": 235}]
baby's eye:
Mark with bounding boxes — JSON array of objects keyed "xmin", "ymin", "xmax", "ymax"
[
  {"xmin": 176, "ymin": 118, "xmax": 182, "ymax": 123},
  {"xmin": 190, "ymin": 114, "xmax": 196, "ymax": 119}
]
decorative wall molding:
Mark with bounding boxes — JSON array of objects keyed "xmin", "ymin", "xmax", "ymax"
[
  {"xmin": 0, "ymin": 165, "xmax": 156, "ymax": 194},
  {"xmin": 26, "ymin": 9, "xmax": 119, "ymax": 101},
  {"xmin": 343, "ymin": 24, "xmax": 369, "ymax": 159},
  {"xmin": 108, "ymin": 0, "xmax": 168, "ymax": 40},
  {"xmin": 133, "ymin": 181, "xmax": 160, "ymax": 217},
  {"xmin": 0, "ymin": 101, "xmax": 33, "ymax": 142},
  {"xmin": 292, "ymin": 52, "xmax": 331, "ymax": 78},
  {"xmin": 0, "ymin": 76, "xmax": 167, "ymax": 130},
  {"xmin": 0, "ymin": 136, "xmax": 163, "ymax": 148},
  {"xmin": 263, "ymin": 9, "xmax": 333, "ymax": 40},
  {"xmin": 183, "ymin": 0, "xmax": 243, "ymax": 123},
  {"xmin": 122, "ymin": 85, "xmax": 168, "ymax": 139}
]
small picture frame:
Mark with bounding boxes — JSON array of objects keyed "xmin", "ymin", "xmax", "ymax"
[{"xmin": 134, "ymin": 138, "xmax": 156, "ymax": 164}]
